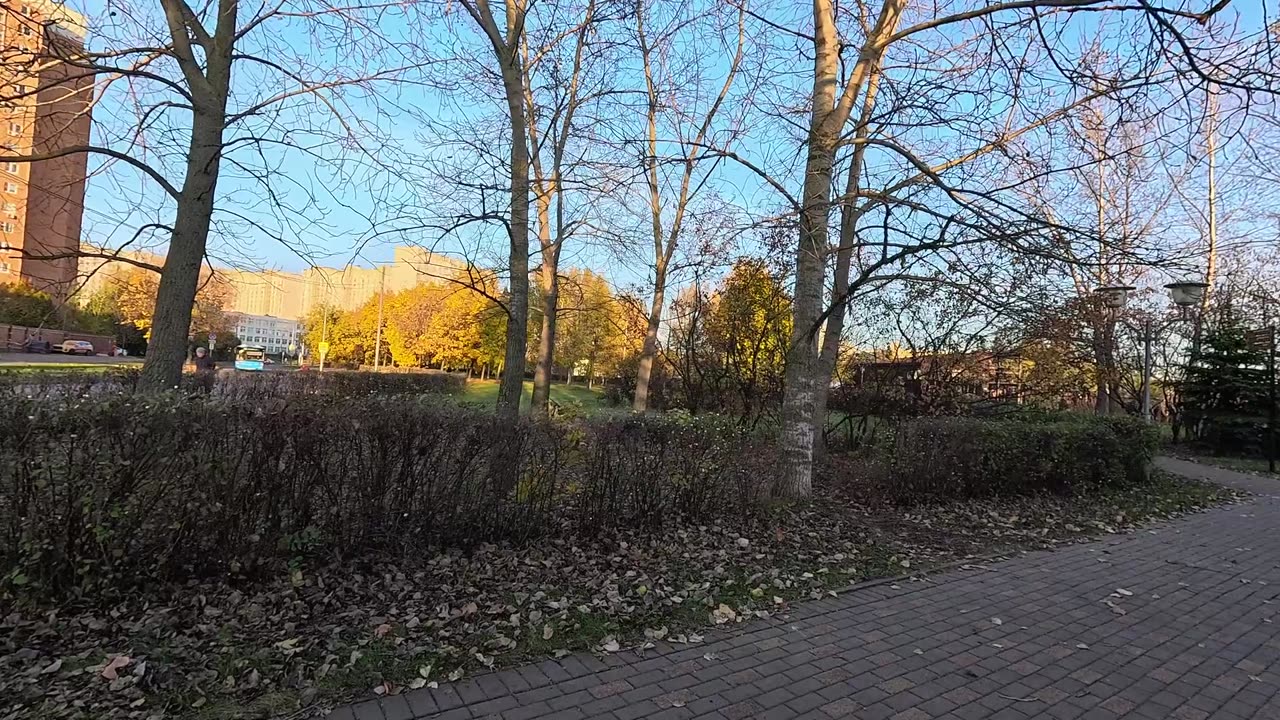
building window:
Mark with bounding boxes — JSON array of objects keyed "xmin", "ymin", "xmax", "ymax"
[
  {"xmin": 0, "ymin": 262, "xmax": 10, "ymax": 274},
  {"xmin": 19, "ymin": 25, "xmax": 32, "ymax": 36},
  {"xmin": 8, "ymin": 123, "xmax": 20, "ymax": 136},
  {"xmin": 4, "ymin": 182, "xmax": 17, "ymax": 194},
  {"xmin": 0, "ymin": 240, "xmax": 9, "ymax": 250},
  {"xmin": 5, "ymin": 163, "xmax": 18, "ymax": 173},
  {"xmin": 3, "ymin": 202, "xmax": 15, "ymax": 218},
  {"xmin": 1, "ymin": 222, "xmax": 13, "ymax": 233}
]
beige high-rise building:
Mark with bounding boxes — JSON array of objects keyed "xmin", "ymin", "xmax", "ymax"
[
  {"xmin": 272, "ymin": 243, "xmax": 458, "ymax": 316},
  {"xmin": 0, "ymin": 0, "xmax": 92, "ymax": 300},
  {"xmin": 220, "ymin": 268, "xmax": 306, "ymax": 319},
  {"xmin": 74, "ymin": 244, "xmax": 462, "ymax": 321}
]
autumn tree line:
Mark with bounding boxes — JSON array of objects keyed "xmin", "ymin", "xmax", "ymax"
[
  {"xmin": 1, "ymin": 0, "xmax": 1277, "ymax": 497},
  {"xmin": 301, "ymin": 267, "xmax": 637, "ymax": 386}
]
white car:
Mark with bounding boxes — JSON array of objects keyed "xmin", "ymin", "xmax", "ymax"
[{"xmin": 59, "ymin": 340, "xmax": 95, "ymax": 356}]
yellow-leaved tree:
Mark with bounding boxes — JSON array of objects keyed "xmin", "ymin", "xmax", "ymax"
[{"xmin": 556, "ymin": 269, "xmax": 643, "ymax": 388}]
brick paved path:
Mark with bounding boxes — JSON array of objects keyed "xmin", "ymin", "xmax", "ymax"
[{"xmin": 329, "ymin": 458, "xmax": 1280, "ymax": 720}]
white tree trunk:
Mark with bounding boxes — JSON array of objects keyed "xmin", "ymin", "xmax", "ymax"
[{"xmin": 778, "ymin": 0, "xmax": 902, "ymax": 497}]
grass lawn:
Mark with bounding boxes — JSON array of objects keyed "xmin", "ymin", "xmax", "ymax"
[{"xmin": 461, "ymin": 378, "xmax": 608, "ymax": 412}]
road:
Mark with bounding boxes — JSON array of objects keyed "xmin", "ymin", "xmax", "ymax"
[{"xmin": 0, "ymin": 352, "xmax": 142, "ymax": 367}]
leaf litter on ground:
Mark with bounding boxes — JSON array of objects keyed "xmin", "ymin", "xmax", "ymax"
[{"xmin": 0, "ymin": 469, "xmax": 1240, "ymax": 719}]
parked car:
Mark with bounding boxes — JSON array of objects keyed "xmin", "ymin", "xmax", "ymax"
[
  {"xmin": 23, "ymin": 338, "xmax": 52, "ymax": 353},
  {"xmin": 59, "ymin": 340, "xmax": 96, "ymax": 356}
]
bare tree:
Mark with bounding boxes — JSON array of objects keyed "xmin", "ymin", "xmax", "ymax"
[
  {"xmin": 726, "ymin": 0, "xmax": 1279, "ymax": 497},
  {"xmin": 627, "ymin": 0, "xmax": 750, "ymax": 411},
  {"xmin": 451, "ymin": 0, "xmax": 536, "ymax": 418},
  {"xmin": 0, "ymin": 0, "xmax": 412, "ymax": 389},
  {"xmin": 525, "ymin": 0, "xmax": 613, "ymax": 414}
]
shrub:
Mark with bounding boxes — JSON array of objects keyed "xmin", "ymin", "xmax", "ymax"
[
  {"xmin": 575, "ymin": 413, "xmax": 773, "ymax": 533},
  {"xmin": 868, "ymin": 414, "xmax": 1159, "ymax": 504},
  {"xmin": 0, "ymin": 393, "xmax": 768, "ymax": 601},
  {"xmin": 211, "ymin": 368, "xmax": 466, "ymax": 398},
  {"xmin": 0, "ymin": 367, "xmax": 465, "ymax": 400}
]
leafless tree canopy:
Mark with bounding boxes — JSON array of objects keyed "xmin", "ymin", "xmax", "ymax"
[{"xmin": 3, "ymin": 0, "xmax": 1279, "ymax": 478}]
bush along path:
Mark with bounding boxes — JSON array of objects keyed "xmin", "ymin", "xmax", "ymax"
[
  {"xmin": 325, "ymin": 457, "xmax": 1272, "ymax": 720},
  {"xmin": 0, "ymin": 397, "xmax": 1233, "ymax": 719},
  {"xmin": 0, "ymin": 469, "xmax": 1235, "ymax": 720}
]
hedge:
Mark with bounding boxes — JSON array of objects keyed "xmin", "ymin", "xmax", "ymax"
[
  {"xmin": 870, "ymin": 414, "xmax": 1159, "ymax": 503},
  {"xmin": 0, "ymin": 394, "xmax": 770, "ymax": 600},
  {"xmin": 0, "ymin": 367, "xmax": 465, "ymax": 399}
]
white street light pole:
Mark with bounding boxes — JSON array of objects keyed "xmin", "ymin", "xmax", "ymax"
[
  {"xmin": 1094, "ymin": 281, "xmax": 1208, "ymax": 423},
  {"xmin": 1139, "ymin": 317, "xmax": 1155, "ymax": 423}
]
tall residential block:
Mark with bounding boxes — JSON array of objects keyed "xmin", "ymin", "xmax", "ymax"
[
  {"xmin": 0, "ymin": 0, "xmax": 91, "ymax": 300},
  {"xmin": 75, "ymin": 244, "xmax": 463, "ymax": 322}
]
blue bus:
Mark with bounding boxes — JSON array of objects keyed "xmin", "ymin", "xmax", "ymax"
[{"xmin": 234, "ymin": 344, "xmax": 267, "ymax": 371}]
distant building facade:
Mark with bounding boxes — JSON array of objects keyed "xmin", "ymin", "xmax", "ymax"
[
  {"xmin": 229, "ymin": 246, "xmax": 459, "ymax": 319},
  {"xmin": 73, "ymin": 244, "xmax": 461, "ymax": 321},
  {"xmin": 75, "ymin": 247, "xmax": 165, "ymax": 299},
  {"xmin": 232, "ymin": 313, "xmax": 302, "ymax": 356},
  {"xmin": 219, "ymin": 268, "xmax": 306, "ymax": 319},
  {"xmin": 0, "ymin": 0, "xmax": 93, "ymax": 299}
]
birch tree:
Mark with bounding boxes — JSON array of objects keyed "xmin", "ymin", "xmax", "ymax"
[{"xmin": 767, "ymin": 0, "xmax": 1277, "ymax": 496}]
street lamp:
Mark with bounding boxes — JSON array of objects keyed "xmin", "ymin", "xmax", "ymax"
[
  {"xmin": 1093, "ymin": 280, "xmax": 1208, "ymax": 422},
  {"xmin": 1094, "ymin": 285, "xmax": 1136, "ymax": 309},
  {"xmin": 1163, "ymin": 281, "xmax": 1209, "ymax": 314}
]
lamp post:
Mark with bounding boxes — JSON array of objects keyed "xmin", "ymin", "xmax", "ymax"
[{"xmin": 1094, "ymin": 281, "xmax": 1208, "ymax": 422}]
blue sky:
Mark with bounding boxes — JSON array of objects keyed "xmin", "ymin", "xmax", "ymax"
[{"xmin": 66, "ymin": 0, "xmax": 1276, "ymax": 297}]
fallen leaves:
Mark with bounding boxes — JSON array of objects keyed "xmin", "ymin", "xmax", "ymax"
[
  {"xmin": 0, "ymin": 468, "xmax": 1237, "ymax": 720},
  {"xmin": 100, "ymin": 655, "xmax": 130, "ymax": 681},
  {"xmin": 711, "ymin": 604, "xmax": 738, "ymax": 625}
]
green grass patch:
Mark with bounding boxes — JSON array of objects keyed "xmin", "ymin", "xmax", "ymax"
[{"xmin": 461, "ymin": 379, "xmax": 608, "ymax": 414}]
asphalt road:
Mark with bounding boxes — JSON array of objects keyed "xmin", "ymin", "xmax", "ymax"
[{"xmin": 0, "ymin": 352, "xmax": 142, "ymax": 366}]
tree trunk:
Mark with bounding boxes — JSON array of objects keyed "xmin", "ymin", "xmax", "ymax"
[
  {"xmin": 531, "ymin": 257, "xmax": 558, "ymax": 413},
  {"xmin": 496, "ymin": 48, "xmax": 531, "ymax": 421},
  {"xmin": 1203, "ymin": 84, "xmax": 1218, "ymax": 313},
  {"xmin": 1094, "ymin": 316, "xmax": 1113, "ymax": 415},
  {"xmin": 778, "ymin": 0, "xmax": 902, "ymax": 497},
  {"xmin": 778, "ymin": 2, "xmax": 841, "ymax": 500},
  {"xmin": 633, "ymin": 267, "xmax": 666, "ymax": 412},
  {"xmin": 139, "ymin": 113, "xmax": 226, "ymax": 390},
  {"xmin": 810, "ymin": 65, "xmax": 884, "ymax": 459}
]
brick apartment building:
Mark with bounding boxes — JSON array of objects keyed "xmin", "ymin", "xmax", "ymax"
[{"xmin": 0, "ymin": 0, "xmax": 91, "ymax": 300}]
